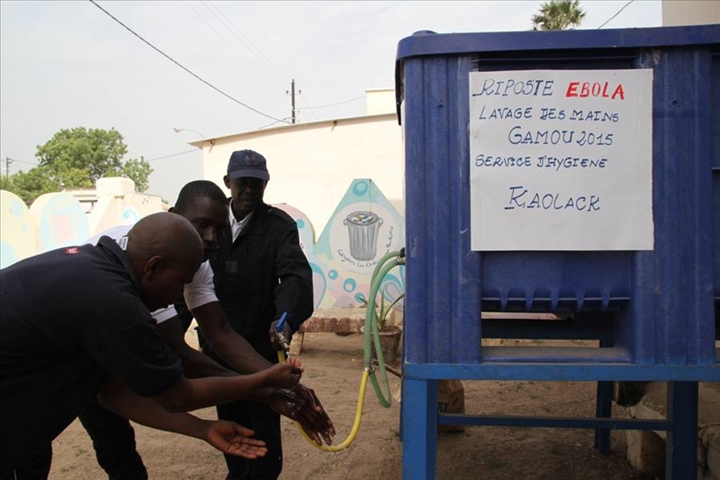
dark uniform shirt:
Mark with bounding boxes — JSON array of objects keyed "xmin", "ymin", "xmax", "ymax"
[
  {"xmin": 174, "ymin": 297, "xmax": 194, "ymax": 333},
  {"xmin": 204, "ymin": 202, "xmax": 314, "ymax": 361},
  {"xmin": 0, "ymin": 238, "xmax": 183, "ymax": 469}
]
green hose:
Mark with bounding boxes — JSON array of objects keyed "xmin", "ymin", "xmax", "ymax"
[
  {"xmin": 370, "ymin": 250, "xmax": 403, "ymax": 290},
  {"xmin": 285, "ymin": 248, "xmax": 405, "ymax": 450},
  {"xmin": 364, "ymin": 251, "xmax": 405, "ymax": 408},
  {"xmin": 362, "ymin": 250, "xmax": 402, "ymax": 368}
]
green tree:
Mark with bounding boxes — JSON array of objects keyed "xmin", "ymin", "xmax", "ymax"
[
  {"xmin": 4, "ymin": 127, "xmax": 152, "ymax": 204},
  {"xmin": 2, "ymin": 166, "xmax": 57, "ymax": 204},
  {"xmin": 532, "ymin": 0, "xmax": 586, "ymax": 31},
  {"xmin": 120, "ymin": 157, "xmax": 152, "ymax": 193}
]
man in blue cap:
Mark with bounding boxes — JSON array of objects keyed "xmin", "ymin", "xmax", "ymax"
[{"xmin": 200, "ymin": 149, "xmax": 315, "ymax": 480}]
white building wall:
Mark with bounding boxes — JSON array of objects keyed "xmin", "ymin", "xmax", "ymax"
[
  {"xmin": 662, "ymin": 0, "xmax": 720, "ymax": 26},
  {"xmin": 199, "ymin": 113, "xmax": 402, "ymax": 237},
  {"xmin": 366, "ymin": 88, "xmax": 397, "ymax": 115}
]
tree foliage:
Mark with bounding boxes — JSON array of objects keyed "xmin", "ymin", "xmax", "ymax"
[
  {"xmin": 4, "ymin": 166, "xmax": 58, "ymax": 204},
  {"xmin": 120, "ymin": 157, "xmax": 152, "ymax": 193},
  {"xmin": 3, "ymin": 127, "xmax": 153, "ymax": 204},
  {"xmin": 532, "ymin": 0, "xmax": 586, "ymax": 31}
]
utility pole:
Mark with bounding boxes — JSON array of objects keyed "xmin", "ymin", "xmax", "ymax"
[
  {"xmin": 4, "ymin": 157, "xmax": 13, "ymax": 180},
  {"xmin": 288, "ymin": 79, "xmax": 298, "ymax": 124}
]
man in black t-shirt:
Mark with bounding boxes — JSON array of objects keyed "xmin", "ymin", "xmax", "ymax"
[{"xmin": 0, "ymin": 212, "xmax": 303, "ymax": 479}]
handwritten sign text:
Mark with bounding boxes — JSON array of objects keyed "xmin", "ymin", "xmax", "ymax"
[{"xmin": 469, "ymin": 69, "xmax": 654, "ymax": 251}]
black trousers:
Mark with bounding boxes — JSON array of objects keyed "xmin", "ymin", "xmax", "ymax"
[
  {"xmin": 0, "ymin": 444, "xmax": 52, "ymax": 480},
  {"xmin": 78, "ymin": 400, "xmax": 148, "ymax": 480},
  {"xmin": 217, "ymin": 398, "xmax": 282, "ymax": 480}
]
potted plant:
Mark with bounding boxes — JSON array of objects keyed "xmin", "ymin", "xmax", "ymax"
[
  {"xmin": 375, "ymin": 286, "xmax": 404, "ymax": 331},
  {"xmin": 360, "ymin": 285, "xmax": 404, "ymax": 364}
]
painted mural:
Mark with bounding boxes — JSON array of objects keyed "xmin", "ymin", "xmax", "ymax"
[
  {"xmin": 0, "ymin": 190, "xmax": 37, "ymax": 269},
  {"xmin": 30, "ymin": 192, "xmax": 92, "ymax": 254},
  {"xmin": 278, "ymin": 179, "xmax": 405, "ymax": 310},
  {"xmin": 1, "ymin": 190, "xmax": 91, "ymax": 267},
  {"xmin": 310, "ymin": 179, "xmax": 404, "ymax": 309},
  {"xmin": 0, "ymin": 178, "xmax": 405, "ymax": 311}
]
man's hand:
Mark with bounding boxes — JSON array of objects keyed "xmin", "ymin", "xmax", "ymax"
[
  {"xmin": 284, "ymin": 357, "xmax": 303, "ymax": 371},
  {"xmin": 264, "ymin": 362, "xmax": 303, "ymax": 389},
  {"xmin": 269, "ymin": 318, "xmax": 293, "ymax": 351},
  {"xmin": 203, "ymin": 420, "xmax": 268, "ymax": 459},
  {"xmin": 268, "ymin": 384, "xmax": 336, "ymax": 446}
]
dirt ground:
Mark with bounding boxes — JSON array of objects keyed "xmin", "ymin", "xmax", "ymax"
[{"xmin": 49, "ymin": 332, "xmax": 653, "ymax": 480}]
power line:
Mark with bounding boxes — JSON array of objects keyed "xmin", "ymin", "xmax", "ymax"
[
  {"xmin": 2, "ymin": 157, "xmax": 37, "ymax": 178},
  {"xmin": 146, "ymin": 149, "xmax": 198, "ymax": 162},
  {"xmin": 7, "ymin": 158, "xmax": 37, "ymax": 166},
  {"xmin": 256, "ymin": 117, "xmax": 292, "ymax": 130},
  {"xmin": 294, "ymin": 94, "xmax": 365, "ymax": 121},
  {"xmin": 298, "ymin": 91, "xmax": 319, "ymax": 120},
  {"xmin": 598, "ymin": 0, "xmax": 635, "ymax": 29},
  {"xmin": 182, "ymin": 1, "xmax": 285, "ymax": 89},
  {"xmin": 88, "ymin": 0, "xmax": 288, "ymax": 124},
  {"xmin": 304, "ymin": 95, "xmax": 365, "ymax": 110},
  {"xmin": 203, "ymin": 1, "xmax": 288, "ymax": 84},
  {"xmin": 205, "ymin": 1, "xmax": 291, "ymax": 84}
]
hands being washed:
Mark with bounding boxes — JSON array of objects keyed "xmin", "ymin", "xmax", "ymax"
[{"xmin": 269, "ymin": 383, "xmax": 336, "ymax": 446}]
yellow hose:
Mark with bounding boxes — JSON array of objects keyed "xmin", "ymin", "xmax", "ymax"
[
  {"xmin": 277, "ymin": 249, "xmax": 404, "ymax": 451},
  {"xmin": 279, "ymin": 350, "xmax": 370, "ymax": 452}
]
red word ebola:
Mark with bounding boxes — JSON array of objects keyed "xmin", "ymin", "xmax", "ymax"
[{"xmin": 565, "ymin": 81, "xmax": 625, "ymax": 100}]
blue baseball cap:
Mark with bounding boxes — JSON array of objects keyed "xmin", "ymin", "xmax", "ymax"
[{"xmin": 227, "ymin": 149, "xmax": 270, "ymax": 181}]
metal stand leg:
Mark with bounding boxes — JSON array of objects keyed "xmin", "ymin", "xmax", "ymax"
[
  {"xmin": 594, "ymin": 380, "xmax": 613, "ymax": 454},
  {"xmin": 666, "ymin": 381, "xmax": 698, "ymax": 480},
  {"xmin": 594, "ymin": 337, "xmax": 614, "ymax": 454},
  {"xmin": 402, "ymin": 378, "xmax": 437, "ymax": 480}
]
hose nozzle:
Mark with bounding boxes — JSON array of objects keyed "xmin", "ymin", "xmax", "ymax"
[{"xmin": 275, "ymin": 312, "xmax": 292, "ymax": 359}]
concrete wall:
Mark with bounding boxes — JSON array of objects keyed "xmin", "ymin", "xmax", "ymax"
[
  {"xmin": 198, "ymin": 113, "xmax": 403, "ymax": 238},
  {"xmin": 0, "ymin": 178, "xmax": 164, "ymax": 269}
]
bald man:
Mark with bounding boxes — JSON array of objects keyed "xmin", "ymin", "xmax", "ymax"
[
  {"xmin": 77, "ymin": 181, "xmax": 335, "ymax": 480},
  {"xmin": 0, "ymin": 212, "xmax": 303, "ymax": 479}
]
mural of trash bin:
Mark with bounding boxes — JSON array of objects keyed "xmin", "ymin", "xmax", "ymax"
[{"xmin": 344, "ymin": 211, "xmax": 383, "ymax": 261}]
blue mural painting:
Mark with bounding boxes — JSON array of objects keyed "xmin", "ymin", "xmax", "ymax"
[{"xmin": 1, "ymin": 179, "xmax": 406, "ymax": 311}]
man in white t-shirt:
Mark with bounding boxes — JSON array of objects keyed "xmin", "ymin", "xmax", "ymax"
[
  {"xmin": 86, "ymin": 223, "xmax": 216, "ymax": 332},
  {"xmin": 78, "ymin": 181, "xmax": 335, "ymax": 480}
]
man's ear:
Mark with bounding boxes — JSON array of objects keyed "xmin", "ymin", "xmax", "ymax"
[
  {"xmin": 223, "ymin": 175, "xmax": 231, "ymax": 189},
  {"xmin": 141, "ymin": 256, "xmax": 164, "ymax": 280}
]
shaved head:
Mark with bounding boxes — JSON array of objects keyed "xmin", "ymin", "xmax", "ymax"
[
  {"xmin": 128, "ymin": 212, "xmax": 203, "ymax": 266},
  {"xmin": 126, "ymin": 212, "xmax": 204, "ymax": 310}
]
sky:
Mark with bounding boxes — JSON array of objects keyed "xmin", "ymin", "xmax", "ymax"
[{"xmin": 0, "ymin": 0, "xmax": 662, "ymax": 203}]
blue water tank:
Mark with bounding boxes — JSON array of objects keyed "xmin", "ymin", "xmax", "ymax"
[{"xmin": 396, "ymin": 25, "xmax": 720, "ymax": 366}]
